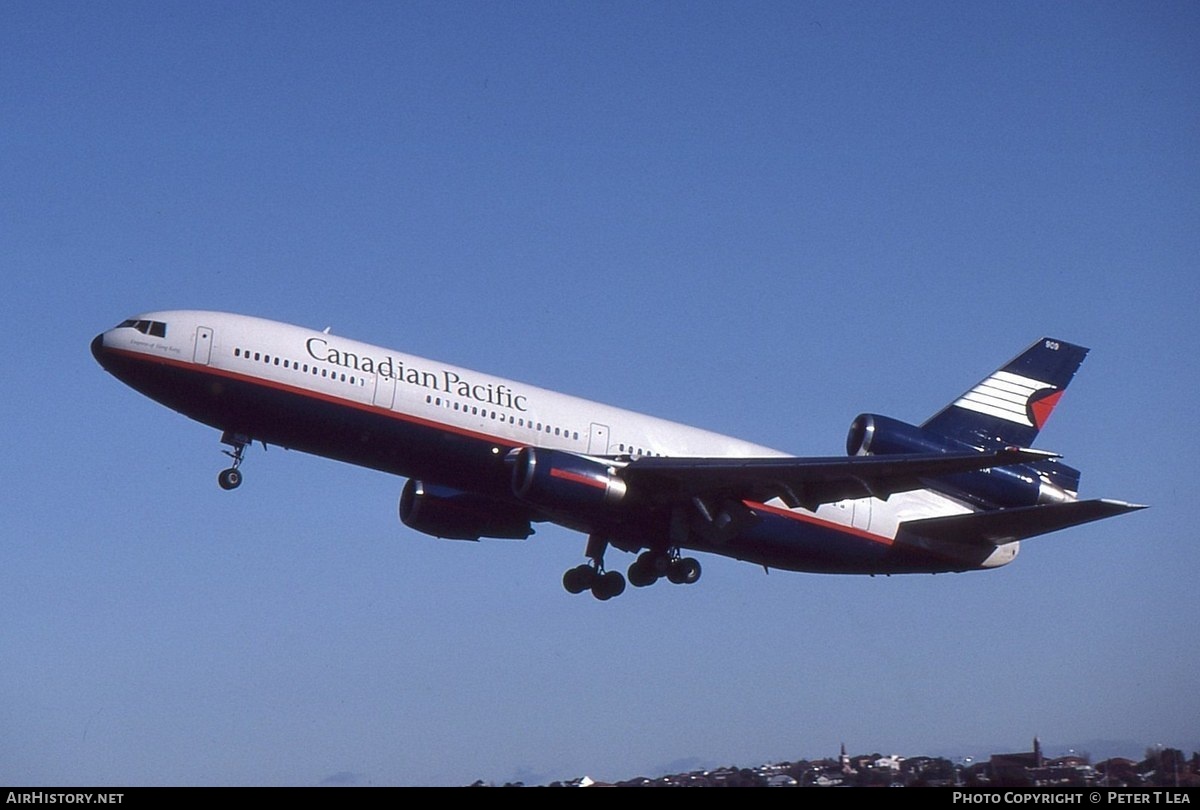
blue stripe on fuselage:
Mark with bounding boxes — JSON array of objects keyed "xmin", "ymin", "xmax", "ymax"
[
  {"xmin": 95, "ymin": 346, "xmax": 516, "ymax": 495},
  {"xmin": 97, "ymin": 344, "xmax": 972, "ymax": 575}
]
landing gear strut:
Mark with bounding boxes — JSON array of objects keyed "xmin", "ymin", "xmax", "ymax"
[{"xmin": 218, "ymin": 431, "xmax": 249, "ymax": 490}]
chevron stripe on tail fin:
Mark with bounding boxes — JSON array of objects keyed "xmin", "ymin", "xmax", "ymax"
[{"xmin": 922, "ymin": 338, "xmax": 1089, "ymax": 449}]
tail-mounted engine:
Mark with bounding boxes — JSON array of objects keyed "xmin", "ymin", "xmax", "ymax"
[
  {"xmin": 847, "ymin": 413, "xmax": 965, "ymax": 457},
  {"xmin": 847, "ymin": 413, "xmax": 1078, "ymax": 509},
  {"xmin": 510, "ymin": 447, "xmax": 628, "ymax": 515},
  {"xmin": 399, "ymin": 479, "xmax": 534, "ymax": 541}
]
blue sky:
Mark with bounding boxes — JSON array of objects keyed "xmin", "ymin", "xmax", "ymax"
[{"xmin": 3, "ymin": 1, "xmax": 1197, "ymax": 786}]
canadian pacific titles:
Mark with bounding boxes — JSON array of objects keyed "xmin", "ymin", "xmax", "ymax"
[{"xmin": 306, "ymin": 336, "xmax": 529, "ymax": 412}]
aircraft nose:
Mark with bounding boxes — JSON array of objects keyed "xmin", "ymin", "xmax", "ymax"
[{"xmin": 91, "ymin": 332, "xmax": 108, "ymax": 364}]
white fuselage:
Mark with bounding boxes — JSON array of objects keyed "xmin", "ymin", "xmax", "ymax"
[{"xmin": 93, "ymin": 310, "xmax": 1017, "ymax": 575}]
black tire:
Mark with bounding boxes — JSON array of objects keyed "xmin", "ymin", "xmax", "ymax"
[
  {"xmin": 677, "ymin": 557, "xmax": 701, "ymax": 585},
  {"xmin": 218, "ymin": 468, "xmax": 242, "ymax": 490},
  {"xmin": 627, "ymin": 559, "xmax": 657, "ymax": 588},
  {"xmin": 667, "ymin": 556, "xmax": 701, "ymax": 585},
  {"xmin": 639, "ymin": 550, "xmax": 670, "ymax": 576},
  {"xmin": 562, "ymin": 564, "xmax": 595, "ymax": 595},
  {"xmin": 591, "ymin": 570, "xmax": 626, "ymax": 600}
]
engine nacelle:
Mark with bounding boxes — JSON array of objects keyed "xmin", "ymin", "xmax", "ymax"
[
  {"xmin": 399, "ymin": 479, "xmax": 533, "ymax": 541},
  {"xmin": 847, "ymin": 413, "xmax": 1074, "ymax": 510},
  {"xmin": 847, "ymin": 413, "xmax": 964, "ymax": 456},
  {"xmin": 510, "ymin": 447, "xmax": 628, "ymax": 514}
]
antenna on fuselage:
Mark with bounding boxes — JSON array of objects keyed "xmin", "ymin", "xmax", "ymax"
[{"xmin": 323, "ymin": 326, "xmax": 332, "ymax": 334}]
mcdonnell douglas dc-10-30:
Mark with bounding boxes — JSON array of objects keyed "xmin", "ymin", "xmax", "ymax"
[{"xmin": 92, "ymin": 312, "xmax": 1142, "ymax": 600}]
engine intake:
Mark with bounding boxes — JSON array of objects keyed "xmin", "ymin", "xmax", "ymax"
[
  {"xmin": 399, "ymin": 479, "xmax": 533, "ymax": 541},
  {"xmin": 847, "ymin": 413, "xmax": 963, "ymax": 456}
]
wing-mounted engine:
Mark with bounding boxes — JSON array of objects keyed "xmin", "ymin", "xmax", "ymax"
[
  {"xmin": 399, "ymin": 479, "xmax": 534, "ymax": 541},
  {"xmin": 847, "ymin": 413, "xmax": 1077, "ymax": 509},
  {"xmin": 510, "ymin": 447, "xmax": 628, "ymax": 516}
]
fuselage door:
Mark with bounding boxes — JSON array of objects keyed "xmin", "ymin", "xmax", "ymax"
[
  {"xmin": 852, "ymin": 497, "xmax": 872, "ymax": 531},
  {"xmin": 194, "ymin": 326, "xmax": 213, "ymax": 365},
  {"xmin": 587, "ymin": 423, "xmax": 610, "ymax": 455},
  {"xmin": 373, "ymin": 373, "xmax": 396, "ymax": 409}
]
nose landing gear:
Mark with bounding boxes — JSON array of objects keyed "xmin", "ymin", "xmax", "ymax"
[{"xmin": 217, "ymin": 431, "xmax": 250, "ymax": 490}]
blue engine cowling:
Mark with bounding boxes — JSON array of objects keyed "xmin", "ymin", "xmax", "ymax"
[
  {"xmin": 510, "ymin": 447, "xmax": 628, "ymax": 514},
  {"xmin": 399, "ymin": 479, "xmax": 534, "ymax": 540},
  {"xmin": 847, "ymin": 413, "xmax": 1075, "ymax": 509},
  {"xmin": 848, "ymin": 413, "xmax": 969, "ymax": 457}
]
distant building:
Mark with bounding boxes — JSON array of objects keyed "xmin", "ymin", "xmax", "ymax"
[{"xmin": 988, "ymin": 737, "xmax": 1045, "ymax": 786}]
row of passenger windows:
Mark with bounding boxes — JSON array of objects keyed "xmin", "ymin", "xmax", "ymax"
[
  {"xmin": 421, "ymin": 391, "xmax": 660, "ymax": 456},
  {"xmin": 617, "ymin": 443, "xmax": 661, "ymax": 457},
  {"xmin": 232, "ymin": 347, "xmax": 367, "ymax": 387},
  {"xmin": 230, "ymin": 345, "xmax": 660, "ymax": 456},
  {"xmin": 424, "ymin": 394, "xmax": 581, "ymax": 441}
]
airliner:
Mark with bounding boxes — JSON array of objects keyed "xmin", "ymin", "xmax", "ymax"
[{"xmin": 92, "ymin": 311, "xmax": 1143, "ymax": 600}]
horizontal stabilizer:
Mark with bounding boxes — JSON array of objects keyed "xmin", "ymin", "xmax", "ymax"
[{"xmin": 899, "ymin": 499, "xmax": 1146, "ymax": 547}]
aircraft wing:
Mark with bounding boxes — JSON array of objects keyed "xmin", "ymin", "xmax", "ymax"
[{"xmin": 618, "ymin": 447, "xmax": 1057, "ymax": 510}]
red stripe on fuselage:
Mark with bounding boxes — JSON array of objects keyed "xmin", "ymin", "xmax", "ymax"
[
  {"xmin": 102, "ymin": 346, "xmax": 525, "ymax": 449},
  {"xmin": 744, "ymin": 499, "xmax": 894, "ymax": 546},
  {"xmin": 102, "ymin": 346, "xmax": 896, "ymax": 554}
]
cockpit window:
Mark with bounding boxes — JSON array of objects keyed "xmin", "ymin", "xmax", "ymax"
[{"xmin": 117, "ymin": 319, "xmax": 168, "ymax": 338}]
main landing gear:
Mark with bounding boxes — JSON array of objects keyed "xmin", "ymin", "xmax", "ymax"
[
  {"xmin": 217, "ymin": 431, "xmax": 249, "ymax": 490},
  {"xmin": 562, "ymin": 537, "xmax": 702, "ymax": 600},
  {"xmin": 562, "ymin": 564, "xmax": 626, "ymax": 601},
  {"xmin": 627, "ymin": 550, "xmax": 701, "ymax": 588},
  {"xmin": 562, "ymin": 534, "xmax": 626, "ymax": 601}
]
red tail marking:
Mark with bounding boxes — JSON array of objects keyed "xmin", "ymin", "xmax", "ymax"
[{"xmin": 1030, "ymin": 390, "xmax": 1063, "ymax": 429}]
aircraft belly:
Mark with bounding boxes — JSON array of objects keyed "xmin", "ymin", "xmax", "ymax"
[
  {"xmin": 695, "ymin": 509, "xmax": 966, "ymax": 575},
  {"xmin": 101, "ymin": 351, "xmax": 514, "ymax": 495}
]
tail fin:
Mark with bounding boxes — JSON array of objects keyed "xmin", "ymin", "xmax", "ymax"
[{"xmin": 922, "ymin": 338, "xmax": 1089, "ymax": 449}]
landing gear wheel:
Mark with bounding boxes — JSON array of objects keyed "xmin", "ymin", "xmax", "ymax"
[
  {"xmin": 218, "ymin": 431, "xmax": 250, "ymax": 491},
  {"xmin": 563, "ymin": 564, "xmax": 597, "ymax": 595},
  {"xmin": 218, "ymin": 467, "xmax": 242, "ymax": 490},
  {"xmin": 591, "ymin": 570, "xmax": 626, "ymax": 601},
  {"xmin": 627, "ymin": 558, "xmax": 658, "ymax": 588},
  {"xmin": 667, "ymin": 556, "xmax": 702, "ymax": 585}
]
